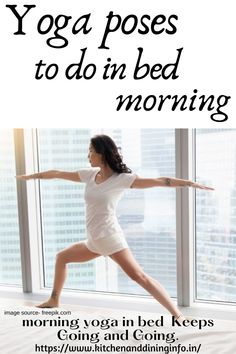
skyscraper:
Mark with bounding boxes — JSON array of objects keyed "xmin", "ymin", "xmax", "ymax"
[{"xmin": 0, "ymin": 130, "xmax": 21, "ymax": 285}]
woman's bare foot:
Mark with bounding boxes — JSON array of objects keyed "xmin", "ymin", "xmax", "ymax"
[
  {"xmin": 174, "ymin": 314, "xmax": 196, "ymax": 323},
  {"xmin": 174, "ymin": 313, "xmax": 186, "ymax": 323},
  {"xmin": 36, "ymin": 298, "xmax": 59, "ymax": 308}
]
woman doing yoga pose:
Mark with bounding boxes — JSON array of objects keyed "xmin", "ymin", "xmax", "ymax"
[{"xmin": 16, "ymin": 134, "xmax": 214, "ymax": 321}]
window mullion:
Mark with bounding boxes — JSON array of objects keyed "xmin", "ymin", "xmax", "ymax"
[
  {"xmin": 24, "ymin": 129, "xmax": 44, "ymax": 292},
  {"xmin": 175, "ymin": 129, "xmax": 195, "ymax": 307},
  {"xmin": 14, "ymin": 129, "xmax": 43, "ymax": 293},
  {"xmin": 14, "ymin": 129, "xmax": 32, "ymax": 292}
]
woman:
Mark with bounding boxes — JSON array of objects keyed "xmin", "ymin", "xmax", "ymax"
[{"xmin": 17, "ymin": 134, "xmax": 214, "ymax": 321}]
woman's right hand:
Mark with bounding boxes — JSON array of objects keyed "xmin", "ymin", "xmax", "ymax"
[{"xmin": 16, "ymin": 174, "xmax": 33, "ymax": 181}]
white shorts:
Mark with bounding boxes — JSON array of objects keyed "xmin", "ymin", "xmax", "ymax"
[{"xmin": 84, "ymin": 233, "xmax": 129, "ymax": 256}]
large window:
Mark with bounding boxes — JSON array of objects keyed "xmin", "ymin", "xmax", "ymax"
[
  {"xmin": 2, "ymin": 128, "xmax": 236, "ymax": 307},
  {"xmin": 0, "ymin": 130, "xmax": 22, "ymax": 286},
  {"xmin": 37, "ymin": 129, "xmax": 177, "ymax": 297},
  {"xmin": 195, "ymin": 129, "xmax": 236, "ymax": 303}
]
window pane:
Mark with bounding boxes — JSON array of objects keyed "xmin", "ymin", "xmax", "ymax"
[
  {"xmin": 196, "ymin": 129, "xmax": 236, "ymax": 303},
  {"xmin": 0, "ymin": 129, "xmax": 22, "ymax": 286},
  {"xmin": 37, "ymin": 130, "xmax": 93, "ymax": 290},
  {"xmin": 38, "ymin": 129, "xmax": 176, "ymax": 297},
  {"xmin": 105, "ymin": 129, "xmax": 176, "ymax": 297}
]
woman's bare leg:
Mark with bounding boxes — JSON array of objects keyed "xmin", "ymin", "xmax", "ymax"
[
  {"xmin": 110, "ymin": 248, "xmax": 183, "ymax": 318},
  {"xmin": 37, "ymin": 242, "xmax": 100, "ymax": 308}
]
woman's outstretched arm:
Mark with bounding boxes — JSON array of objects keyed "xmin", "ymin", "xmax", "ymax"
[
  {"xmin": 16, "ymin": 170, "xmax": 81, "ymax": 182},
  {"xmin": 131, "ymin": 176, "xmax": 214, "ymax": 190}
]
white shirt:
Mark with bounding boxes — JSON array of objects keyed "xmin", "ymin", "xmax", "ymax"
[{"xmin": 78, "ymin": 168, "xmax": 137, "ymax": 240}]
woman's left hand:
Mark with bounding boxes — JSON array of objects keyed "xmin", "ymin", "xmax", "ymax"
[{"xmin": 189, "ymin": 181, "xmax": 214, "ymax": 190}]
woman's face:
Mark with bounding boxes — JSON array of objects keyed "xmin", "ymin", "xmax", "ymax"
[{"xmin": 88, "ymin": 144, "xmax": 103, "ymax": 167}]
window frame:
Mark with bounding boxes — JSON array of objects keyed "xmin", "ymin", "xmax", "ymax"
[{"xmin": 175, "ymin": 129, "xmax": 195, "ymax": 307}]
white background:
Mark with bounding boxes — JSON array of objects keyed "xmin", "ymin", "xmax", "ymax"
[{"xmin": 0, "ymin": 0, "xmax": 235, "ymax": 128}]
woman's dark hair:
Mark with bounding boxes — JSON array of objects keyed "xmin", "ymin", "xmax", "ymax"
[{"xmin": 90, "ymin": 135, "xmax": 132, "ymax": 174}]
